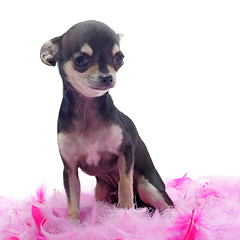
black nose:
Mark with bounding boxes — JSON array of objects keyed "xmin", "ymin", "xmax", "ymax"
[{"xmin": 99, "ymin": 74, "xmax": 113, "ymax": 84}]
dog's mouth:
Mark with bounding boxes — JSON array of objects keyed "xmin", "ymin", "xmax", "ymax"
[{"xmin": 89, "ymin": 86, "xmax": 112, "ymax": 91}]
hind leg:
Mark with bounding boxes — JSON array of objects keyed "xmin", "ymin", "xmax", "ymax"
[
  {"xmin": 137, "ymin": 175, "xmax": 173, "ymax": 211},
  {"xmin": 95, "ymin": 177, "xmax": 118, "ymax": 204}
]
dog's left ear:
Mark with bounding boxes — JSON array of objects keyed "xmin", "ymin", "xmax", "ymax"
[
  {"xmin": 40, "ymin": 36, "xmax": 62, "ymax": 66},
  {"xmin": 117, "ymin": 33, "xmax": 124, "ymax": 41}
]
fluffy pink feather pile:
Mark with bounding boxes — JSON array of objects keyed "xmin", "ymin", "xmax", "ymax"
[{"xmin": 1, "ymin": 175, "xmax": 240, "ymax": 240}]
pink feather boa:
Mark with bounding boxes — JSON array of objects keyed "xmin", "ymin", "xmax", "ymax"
[{"xmin": 1, "ymin": 176, "xmax": 240, "ymax": 240}]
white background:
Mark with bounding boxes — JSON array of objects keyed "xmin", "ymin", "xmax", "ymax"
[{"xmin": 0, "ymin": 0, "xmax": 239, "ymax": 199}]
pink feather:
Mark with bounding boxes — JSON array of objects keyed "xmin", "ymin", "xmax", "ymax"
[
  {"xmin": 31, "ymin": 185, "xmax": 47, "ymax": 238},
  {"xmin": 183, "ymin": 209, "xmax": 199, "ymax": 240},
  {"xmin": 1, "ymin": 177, "xmax": 240, "ymax": 239},
  {"xmin": 167, "ymin": 207, "xmax": 205, "ymax": 240}
]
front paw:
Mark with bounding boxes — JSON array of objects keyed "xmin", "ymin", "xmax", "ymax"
[
  {"xmin": 68, "ymin": 211, "xmax": 80, "ymax": 223},
  {"xmin": 118, "ymin": 198, "xmax": 134, "ymax": 209}
]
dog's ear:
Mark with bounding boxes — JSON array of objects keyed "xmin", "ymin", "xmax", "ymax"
[
  {"xmin": 40, "ymin": 36, "xmax": 62, "ymax": 66},
  {"xmin": 117, "ymin": 33, "xmax": 124, "ymax": 41}
]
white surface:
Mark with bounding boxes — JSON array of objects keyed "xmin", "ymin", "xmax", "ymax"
[{"xmin": 0, "ymin": 0, "xmax": 240, "ymax": 199}]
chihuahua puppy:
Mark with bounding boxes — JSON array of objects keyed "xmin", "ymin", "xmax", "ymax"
[{"xmin": 40, "ymin": 20, "xmax": 173, "ymax": 221}]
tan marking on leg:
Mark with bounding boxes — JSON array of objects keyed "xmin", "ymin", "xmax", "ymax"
[
  {"xmin": 117, "ymin": 153, "xmax": 134, "ymax": 209},
  {"xmin": 66, "ymin": 168, "xmax": 81, "ymax": 221}
]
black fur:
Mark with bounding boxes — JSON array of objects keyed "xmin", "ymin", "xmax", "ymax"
[
  {"xmin": 58, "ymin": 90, "xmax": 173, "ymax": 207},
  {"xmin": 41, "ymin": 20, "xmax": 173, "ymax": 216}
]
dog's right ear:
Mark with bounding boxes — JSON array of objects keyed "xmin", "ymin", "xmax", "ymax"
[{"xmin": 40, "ymin": 36, "xmax": 62, "ymax": 66}]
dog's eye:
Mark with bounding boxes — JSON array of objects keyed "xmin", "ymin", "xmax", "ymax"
[
  {"xmin": 74, "ymin": 55, "xmax": 88, "ymax": 67},
  {"xmin": 114, "ymin": 52, "xmax": 124, "ymax": 67}
]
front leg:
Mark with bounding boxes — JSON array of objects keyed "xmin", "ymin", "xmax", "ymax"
[
  {"xmin": 63, "ymin": 161, "xmax": 81, "ymax": 221},
  {"xmin": 118, "ymin": 151, "xmax": 134, "ymax": 209}
]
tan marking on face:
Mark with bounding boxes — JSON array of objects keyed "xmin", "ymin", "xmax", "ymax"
[
  {"xmin": 64, "ymin": 61, "xmax": 117, "ymax": 97},
  {"xmin": 80, "ymin": 43, "xmax": 93, "ymax": 56},
  {"xmin": 106, "ymin": 65, "xmax": 117, "ymax": 85},
  {"xmin": 112, "ymin": 44, "xmax": 120, "ymax": 56},
  {"xmin": 64, "ymin": 61, "xmax": 107, "ymax": 97}
]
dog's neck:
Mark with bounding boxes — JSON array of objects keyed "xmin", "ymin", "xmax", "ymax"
[{"xmin": 62, "ymin": 84, "xmax": 118, "ymax": 129}]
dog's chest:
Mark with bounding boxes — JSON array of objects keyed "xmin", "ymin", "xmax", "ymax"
[{"xmin": 58, "ymin": 124, "xmax": 123, "ymax": 172}]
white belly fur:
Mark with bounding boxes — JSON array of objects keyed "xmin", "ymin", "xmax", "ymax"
[{"xmin": 58, "ymin": 124, "xmax": 123, "ymax": 167}]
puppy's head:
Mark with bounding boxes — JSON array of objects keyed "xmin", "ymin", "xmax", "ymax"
[{"xmin": 40, "ymin": 20, "xmax": 124, "ymax": 97}]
